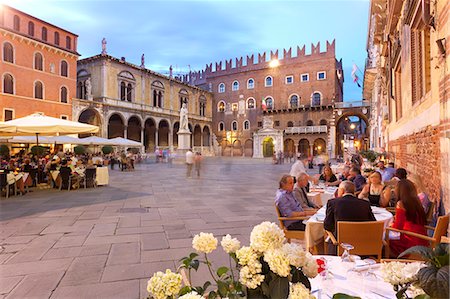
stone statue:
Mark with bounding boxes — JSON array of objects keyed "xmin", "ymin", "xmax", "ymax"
[
  {"xmin": 85, "ymin": 77, "xmax": 92, "ymax": 99},
  {"xmin": 169, "ymin": 65, "xmax": 173, "ymax": 78},
  {"xmin": 101, "ymin": 38, "xmax": 107, "ymax": 55},
  {"xmin": 141, "ymin": 54, "xmax": 145, "ymax": 68},
  {"xmin": 180, "ymin": 102, "xmax": 188, "ymax": 131}
]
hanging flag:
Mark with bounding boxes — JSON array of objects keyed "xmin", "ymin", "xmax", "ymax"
[
  {"xmin": 351, "ymin": 64, "xmax": 362, "ymax": 88},
  {"xmin": 261, "ymin": 97, "xmax": 267, "ymax": 111}
]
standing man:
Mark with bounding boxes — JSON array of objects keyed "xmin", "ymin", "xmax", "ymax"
[
  {"xmin": 185, "ymin": 149, "xmax": 194, "ymax": 178},
  {"xmin": 194, "ymin": 152, "xmax": 202, "ymax": 178},
  {"xmin": 289, "ymin": 154, "xmax": 308, "ymax": 179}
]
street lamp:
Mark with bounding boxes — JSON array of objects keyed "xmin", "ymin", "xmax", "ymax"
[
  {"xmin": 269, "ymin": 59, "xmax": 280, "ymax": 68},
  {"xmin": 350, "ymin": 123, "xmax": 356, "ymax": 130}
]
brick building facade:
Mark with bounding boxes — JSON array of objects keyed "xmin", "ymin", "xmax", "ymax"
[
  {"xmin": 184, "ymin": 40, "xmax": 344, "ymax": 158},
  {"xmin": 364, "ymin": 0, "xmax": 449, "ymax": 213},
  {"xmin": 0, "ymin": 5, "xmax": 79, "ymax": 121}
]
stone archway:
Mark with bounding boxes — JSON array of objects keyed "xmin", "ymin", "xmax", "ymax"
[
  {"xmin": 108, "ymin": 114, "xmax": 125, "ymax": 138},
  {"xmin": 144, "ymin": 118, "xmax": 156, "ymax": 151},
  {"xmin": 193, "ymin": 124, "xmax": 202, "ymax": 146},
  {"xmin": 284, "ymin": 138, "xmax": 295, "ymax": 156},
  {"xmin": 336, "ymin": 113, "xmax": 370, "ymax": 157},
  {"xmin": 202, "ymin": 126, "xmax": 210, "ymax": 146},
  {"xmin": 78, "ymin": 108, "xmax": 102, "ymax": 138},
  {"xmin": 298, "ymin": 139, "xmax": 310, "ymax": 157},
  {"xmin": 127, "ymin": 116, "xmax": 141, "ymax": 142},
  {"xmin": 158, "ymin": 120, "xmax": 170, "ymax": 147},
  {"xmin": 313, "ymin": 138, "xmax": 326, "ymax": 156},
  {"xmin": 263, "ymin": 137, "xmax": 274, "ymax": 157},
  {"xmin": 244, "ymin": 139, "xmax": 253, "ymax": 157},
  {"xmin": 233, "ymin": 140, "xmax": 242, "ymax": 156},
  {"xmin": 221, "ymin": 140, "xmax": 231, "ymax": 156}
]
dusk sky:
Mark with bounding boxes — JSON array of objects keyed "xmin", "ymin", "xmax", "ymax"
[{"xmin": 7, "ymin": 0, "xmax": 370, "ymax": 101}]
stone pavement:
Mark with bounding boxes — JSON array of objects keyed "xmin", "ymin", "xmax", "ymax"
[{"xmin": 0, "ymin": 158, "xmax": 317, "ymax": 299}]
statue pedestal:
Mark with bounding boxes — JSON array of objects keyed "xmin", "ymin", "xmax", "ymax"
[{"xmin": 177, "ymin": 130, "xmax": 191, "ymax": 150}]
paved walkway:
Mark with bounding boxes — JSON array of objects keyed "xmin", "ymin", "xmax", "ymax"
[{"xmin": 0, "ymin": 158, "xmax": 316, "ymax": 299}]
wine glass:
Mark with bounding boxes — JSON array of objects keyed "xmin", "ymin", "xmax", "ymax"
[
  {"xmin": 363, "ymin": 258, "xmax": 377, "ymax": 278},
  {"xmin": 340, "ymin": 243, "xmax": 354, "ymax": 262}
]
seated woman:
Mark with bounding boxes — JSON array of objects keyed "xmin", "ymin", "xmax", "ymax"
[
  {"xmin": 318, "ymin": 165, "xmax": 340, "ymax": 187},
  {"xmin": 409, "ymin": 174, "xmax": 431, "ymax": 215},
  {"xmin": 358, "ymin": 171, "xmax": 391, "ymax": 207},
  {"xmin": 389, "ymin": 179, "xmax": 428, "ymax": 257}
]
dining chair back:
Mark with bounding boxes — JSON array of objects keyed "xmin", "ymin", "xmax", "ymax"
[
  {"xmin": 84, "ymin": 168, "xmax": 97, "ymax": 188},
  {"xmin": 275, "ymin": 204, "xmax": 308, "ymax": 243},
  {"xmin": 337, "ymin": 221, "xmax": 385, "ymax": 261}
]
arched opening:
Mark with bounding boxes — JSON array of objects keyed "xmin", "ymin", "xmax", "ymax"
[
  {"xmin": 202, "ymin": 126, "xmax": 210, "ymax": 146},
  {"xmin": 193, "ymin": 125, "xmax": 202, "ymax": 146},
  {"xmin": 158, "ymin": 120, "xmax": 170, "ymax": 147},
  {"xmin": 244, "ymin": 139, "xmax": 253, "ymax": 157},
  {"xmin": 298, "ymin": 139, "xmax": 310, "ymax": 157},
  {"xmin": 284, "ymin": 139, "xmax": 295, "ymax": 156},
  {"xmin": 127, "ymin": 116, "xmax": 142, "ymax": 142},
  {"xmin": 221, "ymin": 140, "xmax": 231, "ymax": 156},
  {"xmin": 173, "ymin": 122, "xmax": 179, "ymax": 147},
  {"xmin": 144, "ymin": 118, "xmax": 156, "ymax": 151},
  {"xmin": 108, "ymin": 114, "xmax": 125, "ymax": 138},
  {"xmin": 262, "ymin": 137, "xmax": 274, "ymax": 157},
  {"xmin": 287, "ymin": 121, "xmax": 294, "ymax": 127},
  {"xmin": 313, "ymin": 138, "xmax": 326, "ymax": 156},
  {"xmin": 306, "ymin": 120, "xmax": 313, "ymax": 126},
  {"xmin": 320, "ymin": 119, "xmax": 328, "ymax": 126},
  {"xmin": 78, "ymin": 109, "xmax": 101, "ymax": 138},
  {"xmin": 336, "ymin": 114, "xmax": 369, "ymax": 157},
  {"xmin": 233, "ymin": 140, "xmax": 242, "ymax": 156}
]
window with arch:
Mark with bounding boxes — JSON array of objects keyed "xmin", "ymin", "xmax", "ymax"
[
  {"xmin": 306, "ymin": 120, "xmax": 313, "ymax": 126},
  {"xmin": 126, "ymin": 83, "xmax": 132, "ymax": 102},
  {"xmin": 231, "ymin": 121, "xmax": 238, "ymax": 131},
  {"xmin": 120, "ymin": 82, "xmax": 126, "ymax": 101},
  {"xmin": 179, "ymin": 89, "xmax": 189, "ymax": 110},
  {"xmin": 247, "ymin": 98, "xmax": 255, "ymax": 109},
  {"xmin": 232, "ymin": 80, "xmax": 239, "ymax": 91},
  {"xmin": 243, "ymin": 120, "xmax": 250, "ymax": 130},
  {"xmin": 3, "ymin": 42, "xmax": 14, "ymax": 63},
  {"xmin": 42, "ymin": 27, "xmax": 48, "ymax": 41},
  {"xmin": 287, "ymin": 121, "xmax": 294, "ymax": 127},
  {"xmin": 34, "ymin": 81, "xmax": 43, "ymax": 99},
  {"xmin": 289, "ymin": 95, "xmax": 299, "ymax": 108},
  {"xmin": 311, "ymin": 92, "xmax": 321, "ymax": 106},
  {"xmin": 13, "ymin": 15, "xmax": 20, "ymax": 31},
  {"xmin": 265, "ymin": 97, "xmax": 273, "ymax": 110},
  {"xmin": 60, "ymin": 60, "xmax": 68, "ymax": 77},
  {"xmin": 218, "ymin": 122, "xmax": 224, "ymax": 131},
  {"xmin": 118, "ymin": 71, "xmax": 135, "ymax": 102},
  {"xmin": 66, "ymin": 36, "xmax": 71, "ymax": 50},
  {"xmin": 320, "ymin": 119, "xmax": 327, "ymax": 126},
  {"xmin": 199, "ymin": 96, "xmax": 206, "ymax": 116},
  {"xmin": 218, "ymin": 101, "xmax": 225, "ymax": 112},
  {"xmin": 60, "ymin": 86, "xmax": 68, "ymax": 103},
  {"xmin": 3, "ymin": 74, "xmax": 14, "ymax": 94},
  {"xmin": 28, "ymin": 21, "xmax": 34, "ymax": 36},
  {"xmin": 34, "ymin": 53, "xmax": 43, "ymax": 71},
  {"xmin": 54, "ymin": 32, "xmax": 60, "ymax": 45},
  {"xmin": 218, "ymin": 83, "xmax": 225, "ymax": 93},
  {"xmin": 247, "ymin": 78, "xmax": 254, "ymax": 89},
  {"xmin": 265, "ymin": 76, "xmax": 273, "ymax": 87},
  {"xmin": 151, "ymin": 81, "xmax": 164, "ymax": 108},
  {"xmin": 77, "ymin": 70, "xmax": 89, "ymax": 99}
]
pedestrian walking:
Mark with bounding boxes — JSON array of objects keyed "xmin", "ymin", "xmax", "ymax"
[
  {"xmin": 185, "ymin": 149, "xmax": 194, "ymax": 178},
  {"xmin": 194, "ymin": 152, "xmax": 202, "ymax": 178}
]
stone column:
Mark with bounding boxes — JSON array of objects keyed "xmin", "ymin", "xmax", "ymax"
[
  {"xmin": 124, "ymin": 126, "xmax": 127, "ymax": 139},
  {"xmin": 141, "ymin": 128, "xmax": 144, "ymax": 147},
  {"xmin": 310, "ymin": 144, "xmax": 314, "ymax": 157},
  {"xmin": 329, "ymin": 125, "xmax": 336, "ymax": 159},
  {"xmin": 101, "ymin": 61, "xmax": 107, "ymax": 98},
  {"xmin": 200, "ymin": 129, "xmax": 203, "ymax": 154},
  {"xmin": 155, "ymin": 130, "xmax": 159, "ymax": 148},
  {"xmin": 169, "ymin": 129, "xmax": 173, "ymax": 152}
]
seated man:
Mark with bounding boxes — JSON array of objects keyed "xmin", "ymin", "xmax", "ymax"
[
  {"xmin": 324, "ymin": 181, "xmax": 376, "ymax": 253},
  {"xmin": 293, "ymin": 172, "xmax": 318, "ymax": 210},
  {"xmin": 338, "ymin": 166, "xmax": 351, "ymax": 181},
  {"xmin": 275, "ymin": 175, "xmax": 316, "ymax": 231},
  {"xmin": 377, "ymin": 161, "xmax": 395, "ymax": 182},
  {"xmin": 348, "ymin": 166, "xmax": 366, "ymax": 192}
]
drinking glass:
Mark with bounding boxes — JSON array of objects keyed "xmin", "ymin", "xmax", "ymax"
[{"xmin": 340, "ymin": 243, "xmax": 354, "ymax": 262}]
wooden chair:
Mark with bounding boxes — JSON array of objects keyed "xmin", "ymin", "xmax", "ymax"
[
  {"xmin": 325, "ymin": 221, "xmax": 385, "ymax": 261},
  {"xmin": 275, "ymin": 204, "xmax": 310, "ymax": 243},
  {"xmin": 385, "ymin": 214, "xmax": 449, "ymax": 256}
]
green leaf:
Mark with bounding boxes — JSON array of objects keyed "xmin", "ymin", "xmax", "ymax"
[
  {"xmin": 399, "ymin": 246, "xmax": 433, "ymax": 260},
  {"xmin": 261, "ymin": 282, "xmax": 270, "ymax": 297},
  {"xmin": 217, "ymin": 266, "xmax": 229, "ymax": 277},
  {"xmin": 192, "ymin": 286, "xmax": 204, "ymax": 295},
  {"xmin": 202, "ymin": 281, "xmax": 211, "ymax": 291},
  {"xmin": 179, "ymin": 256, "xmax": 188, "ymax": 262},
  {"xmin": 189, "ymin": 252, "xmax": 199, "ymax": 259},
  {"xmin": 217, "ymin": 280, "xmax": 229, "ymax": 297},
  {"xmin": 190, "ymin": 259, "xmax": 200, "ymax": 271},
  {"xmin": 434, "ymin": 243, "xmax": 450, "ymax": 257},
  {"xmin": 179, "ymin": 286, "xmax": 192, "ymax": 296},
  {"xmin": 332, "ymin": 294, "xmax": 362, "ymax": 299},
  {"xmin": 413, "ymin": 295, "xmax": 431, "ymax": 299},
  {"xmin": 291, "ymin": 268, "xmax": 311, "ymax": 290},
  {"xmin": 268, "ymin": 276, "xmax": 289, "ymax": 299},
  {"xmin": 395, "ymin": 283, "xmax": 411, "ymax": 299},
  {"xmin": 208, "ymin": 290, "xmax": 217, "ymax": 299}
]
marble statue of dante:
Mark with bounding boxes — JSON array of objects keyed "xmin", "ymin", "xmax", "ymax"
[
  {"xmin": 180, "ymin": 102, "xmax": 188, "ymax": 130},
  {"xmin": 101, "ymin": 38, "xmax": 107, "ymax": 55},
  {"xmin": 85, "ymin": 77, "xmax": 92, "ymax": 97}
]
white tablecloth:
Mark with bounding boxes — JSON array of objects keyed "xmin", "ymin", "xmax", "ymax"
[
  {"xmin": 310, "ymin": 255, "xmax": 396, "ymax": 298},
  {"xmin": 304, "ymin": 206, "xmax": 393, "ymax": 251},
  {"xmin": 307, "ymin": 188, "xmax": 337, "ymax": 207},
  {"xmin": 96, "ymin": 167, "xmax": 109, "ymax": 185}
]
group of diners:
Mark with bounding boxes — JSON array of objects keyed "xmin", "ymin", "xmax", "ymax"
[{"xmin": 277, "ymin": 154, "xmax": 436, "ymax": 258}]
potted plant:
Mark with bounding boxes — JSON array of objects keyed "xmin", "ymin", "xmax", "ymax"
[{"xmin": 74, "ymin": 145, "xmax": 86, "ymax": 155}]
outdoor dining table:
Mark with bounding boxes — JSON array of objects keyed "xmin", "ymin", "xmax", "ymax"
[
  {"xmin": 96, "ymin": 167, "xmax": 109, "ymax": 185},
  {"xmin": 304, "ymin": 206, "xmax": 393, "ymax": 252},
  {"xmin": 310, "ymin": 255, "xmax": 397, "ymax": 298},
  {"xmin": 307, "ymin": 187, "xmax": 337, "ymax": 207}
]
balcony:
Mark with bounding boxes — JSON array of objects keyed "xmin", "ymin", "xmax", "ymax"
[
  {"xmin": 334, "ymin": 101, "xmax": 370, "ymax": 108},
  {"xmin": 284, "ymin": 126, "xmax": 327, "ymax": 134}
]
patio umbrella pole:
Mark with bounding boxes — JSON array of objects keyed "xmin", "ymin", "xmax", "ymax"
[{"xmin": 35, "ymin": 133, "xmax": 39, "ymax": 146}]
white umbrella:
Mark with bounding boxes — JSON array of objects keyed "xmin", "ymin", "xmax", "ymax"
[
  {"xmin": 47, "ymin": 136, "xmax": 83, "ymax": 144},
  {"xmin": 79, "ymin": 136, "xmax": 115, "ymax": 146},
  {"xmin": 0, "ymin": 113, "xmax": 99, "ymax": 144},
  {"xmin": 7, "ymin": 136, "xmax": 53, "ymax": 144},
  {"xmin": 109, "ymin": 137, "xmax": 142, "ymax": 147}
]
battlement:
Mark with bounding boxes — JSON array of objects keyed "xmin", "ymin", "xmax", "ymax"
[{"xmin": 182, "ymin": 40, "xmax": 336, "ymax": 86}]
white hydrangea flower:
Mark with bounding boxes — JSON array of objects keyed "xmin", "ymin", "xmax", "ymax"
[
  {"xmin": 239, "ymin": 265, "xmax": 265, "ymax": 289},
  {"xmin": 221, "ymin": 234, "xmax": 241, "ymax": 254},
  {"xmin": 289, "ymin": 283, "xmax": 316, "ymax": 299},
  {"xmin": 236, "ymin": 246, "xmax": 259, "ymax": 266},
  {"xmin": 381, "ymin": 261, "xmax": 424, "ymax": 285},
  {"xmin": 250, "ymin": 221, "xmax": 285, "ymax": 253},
  {"xmin": 302, "ymin": 253, "xmax": 318, "ymax": 278},
  {"xmin": 178, "ymin": 291, "xmax": 204, "ymax": 299},
  {"xmin": 192, "ymin": 232, "xmax": 218, "ymax": 254},
  {"xmin": 264, "ymin": 248, "xmax": 291, "ymax": 277},
  {"xmin": 147, "ymin": 269, "xmax": 182, "ymax": 299},
  {"xmin": 408, "ymin": 283, "xmax": 426, "ymax": 297},
  {"xmin": 282, "ymin": 243, "xmax": 306, "ymax": 268}
]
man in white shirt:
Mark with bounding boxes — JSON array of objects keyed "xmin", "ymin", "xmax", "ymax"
[
  {"xmin": 185, "ymin": 149, "xmax": 194, "ymax": 178},
  {"xmin": 289, "ymin": 154, "xmax": 308, "ymax": 179}
]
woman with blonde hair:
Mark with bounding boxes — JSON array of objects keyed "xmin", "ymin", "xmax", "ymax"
[
  {"xmin": 358, "ymin": 171, "xmax": 391, "ymax": 207},
  {"xmin": 409, "ymin": 174, "xmax": 431, "ymax": 214}
]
